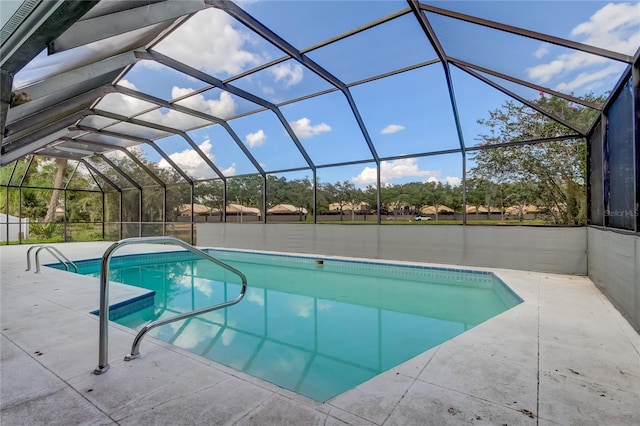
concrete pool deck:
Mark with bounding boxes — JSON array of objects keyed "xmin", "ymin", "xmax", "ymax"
[{"xmin": 1, "ymin": 242, "xmax": 639, "ymax": 425}]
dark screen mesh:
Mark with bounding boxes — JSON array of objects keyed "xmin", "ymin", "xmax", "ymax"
[
  {"xmin": 589, "ymin": 121, "xmax": 604, "ymax": 226},
  {"xmin": 606, "ymin": 80, "xmax": 635, "ymax": 231}
]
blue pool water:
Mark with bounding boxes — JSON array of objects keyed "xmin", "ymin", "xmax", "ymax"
[{"xmin": 61, "ymin": 250, "xmax": 522, "ymax": 401}]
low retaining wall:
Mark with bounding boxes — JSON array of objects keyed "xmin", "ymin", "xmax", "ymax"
[
  {"xmin": 198, "ymin": 223, "xmax": 587, "ymax": 275},
  {"xmin": 587, "ymin": 227, "xmax": 640, "ymax": 332}
]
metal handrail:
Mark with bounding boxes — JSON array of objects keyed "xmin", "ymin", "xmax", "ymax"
[
  {"xmin": 93, "ymin": 236, "xmax": 247, "ymax": 375},
  {"xmin": 26, "ymin": 245, "xmax": 78, "ymax": 273}
]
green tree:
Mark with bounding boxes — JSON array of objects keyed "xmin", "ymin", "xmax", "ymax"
[{"xmin": 470, "ymin": 95, "xmax": 600, "ymax": 225}]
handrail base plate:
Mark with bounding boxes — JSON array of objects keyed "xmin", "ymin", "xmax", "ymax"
[{"xmin": 93, "ymin": 364, "xmax": 110, "ymax": 375}]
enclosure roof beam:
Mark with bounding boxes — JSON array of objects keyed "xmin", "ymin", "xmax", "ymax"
[
  {"xmin": 207, "ymin": 0, "xmax": 380, "ymax": 164},
  {"xmin": 48, "ymin": 0, "xmax": 206, "ymax": 53}
]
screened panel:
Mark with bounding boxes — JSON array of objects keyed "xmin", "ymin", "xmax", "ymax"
[
  {"xmin": 78, "ymin": 115, "xmax": 119, "ymax": 129},
  {"xmin": 317, "ymin": 163, "xmax": 376, "ymax": 222},
  {"xmin": 165, "ymin": 222, "xmax": 192, "ymax": 243},
  {"xmin": 107, "ymin": 121, "xmax": 172, "ymax": 140},
  {"xmin": 280, "ymin": 91, "xmax": 374, "ymax": 165},
  {"xmin": 153, "ymin": 8, "xmax": 285, "ymax": 80},
  {"xmin": 120, "ymin": 60, "xmax": 207, "ymax": 101},
  {"xmin": 377, "ymin": 153, "xmax": 463, "ymax": 223},
  {"xmin": 94, "ymin": 93, "xmax": 158, "ymax": 116},
  {"xmin": 306, "ymin": 14, "xmax": 438, "ymax": 84},
  {"xmin": 166, "ymin": 183, "xmax": 192, "ymax": 223},
  {"xmin": 351, "ymin": 64, "xmax": 460, "ymax": 157},
  {"xmin": 452, "ymin": 66, "xmax": 580, "ymax": 149},
  {"xmin": 137, "ymin": 107, "xmax": 211, "ymax": 132},
  {"xmin": 8, "ymin": 158, "xmax": 29, "ymax": 186},
  {"xmin": 84, "ymin": 156, "xmax": 135, "ymax": 189},
  {"xmin": 232, "ymin": 59, "xmax": 333, "ymax": 104},
  {"xmin": 606, "ymin": 80, "xmax": 635, "ymax": 230},
  {"xmin": 226, "ymin": 175, "xmax": 264, "ymax": 223},
  {"xmin": 266, "ymin": 171, "xmax": 313, "ymax": 224},
  {"xmin": 78, "ymin": 132, "xmax": 140, "ymax": 148},
  {"xmin": 194, "ymin": 180, "xmax": 224, "ymax": 223},
  {"xmin": 102, "ymin": 151, "xmax": 157, "ymax": 187},
  {"xmin": 142, "ymin": 223, "xmax": 164, "ymax": 237},
  {"xmin": 65, "ymin": 223, "xmax": 103, "ymax": 242},
  {"xmin": 186, "ymin": 125, "xmax": 259, "ymax": 176},
  {"xmin": 426, "ymin": 11, "xmax": 626, "ymax": 100},
  {"xmin": 122, "ymin": 189, "xmax": 140, "ymax": 223},
  {"xmin": 589, "ymin": 121, "xmax": 605, "ymax": 226},
  {"xmin": 67, "ymin": 190, "xmax": 102, "ymax": 223},
  {"xmin": 228, "ymin": 110, "xmax": 310, "ymax": 172},
  {"xmin": 155, "ymin": 135, "xmax": 220, "ymax": 180},
  {"xmin": 429, "ymin": 2, "xmax": 640, "ymax": 56},
  {"xmin": 245, "ymin": 1, "xmax": 408, "ymax": 49},
  {"xmin": 142, "ymin": 187, "xmax": 165, "ymax": 223},
  {"xmin": 0, "ymin": 162, "xmax": 16, "ymax": 186},
  {"xmin": 469, "ymin": 68, "xmax": 601, "ymax": 134},
  {"xmin": 176, "ymin": 87, "xmax": 262, "ymax": 119}
]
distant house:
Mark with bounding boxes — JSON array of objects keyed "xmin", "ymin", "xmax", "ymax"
[
  {"xmin": 179, "ymin": 203, "xmax": 214, "ymax": 216},
  {"xmin": 328, "ymin": 202, "xmax": 369, "ymax": 212},
  {"xmin": 226, "ymin": 204, "xmax": 261, "ymax": 216},
  {"xmin": 267, "ymin": 204, "xmax": 307, "ymax": 215}
]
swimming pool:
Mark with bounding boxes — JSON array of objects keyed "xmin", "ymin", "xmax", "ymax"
[{"xmin": 58, "ymin": 249, "xmax": 522, "ymax": 401}]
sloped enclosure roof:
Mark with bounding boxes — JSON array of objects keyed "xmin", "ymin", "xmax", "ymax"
[{"xmin": 1, "ymin": 0, "xmax": 638, "ymax": 182}]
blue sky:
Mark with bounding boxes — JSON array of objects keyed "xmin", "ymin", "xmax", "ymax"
[{"xmin": 11, "ymin": 1, "xmax": 640, "ymax": 187}]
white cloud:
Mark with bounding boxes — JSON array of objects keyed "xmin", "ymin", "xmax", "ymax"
[
  {"xmin": 533, "ymin": 45, "xmax": 549, "ymax": 59},
  {"xmin": 173, "ymin": 88, "xmax": 237, "ymax": 119},
  {"xmin": 221, "ymin": 163, "xmax": 236, "ymax": 176},
  {"xmin": 158, "ymin": 139, "xmax": 227, "ymax": 179},
  {"xmin": 290, "ymin": 118, "xmax": 331, "ymax": 139},
  {"xmin": 570, "ymin": 2, "xmax": 640, "ymax": 54},
  {"xmin": 554, "ymin": 64, "xmax": 622, "ymax": 93},
  {"xmin": 381, "ymin": 124, "xmax": 406, "ymax": 134},
  {"xmin": 270, "ymin": 62, "xmax": 304, "ymax": 87},
  {"xmin": 526, "ymin": 3, "xmax": 639, "ymax": 92},
  {"xmin": 100, "ymin": 80, "xmax": 237, "ymax": 131},
  {"xmin": 245, "ymin": 129, "xmax": 267, "ymax": 148},
  {"xmin": 352, "ymin": 158, "xmax": 437, "ymax": 185},
  {"xmin": 154, "ymin": 8, "xmax": 265, "ymax": 76},
  {"xmin": 445, "ymin": 176, "xmax": 461, "ymax": 186}
]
